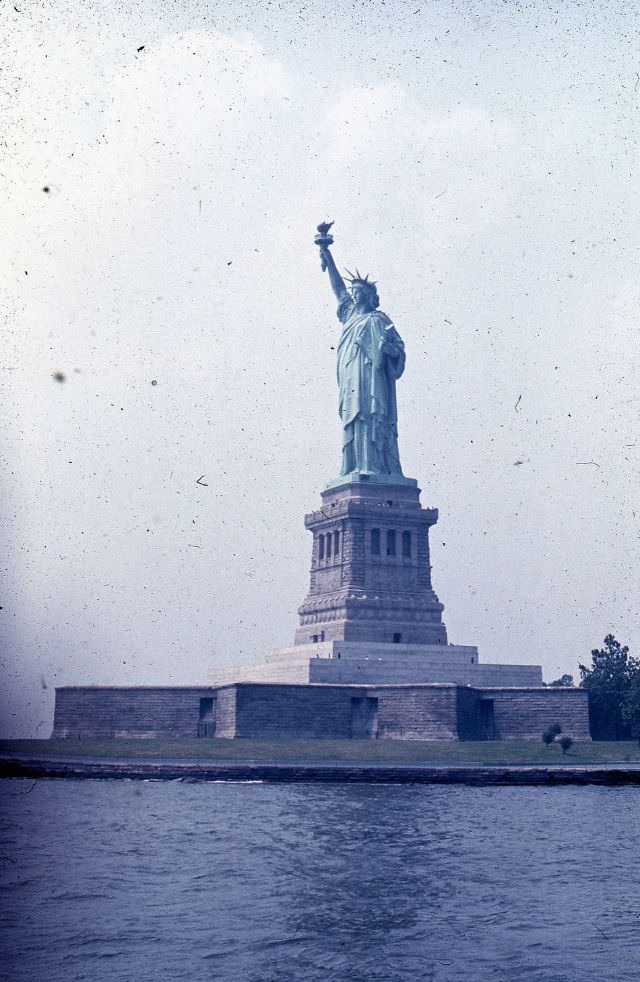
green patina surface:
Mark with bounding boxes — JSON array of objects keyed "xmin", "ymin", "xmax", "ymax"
[{"xmin": 1, "ymin": 738, "xmax": 639, "ymax": 765}]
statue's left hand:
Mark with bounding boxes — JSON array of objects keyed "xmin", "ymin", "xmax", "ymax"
[{"xmin": 380, "ymin": 326, "xmax": 401, "ymax": 354}]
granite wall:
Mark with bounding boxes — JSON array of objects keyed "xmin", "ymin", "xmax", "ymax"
[
  {"xmin": 213, "ymin": 686, "xmax": 237, "ymax": 738},
  {"xmin": 52, "ymin": 686, "xmax": 218, "ymax": 739},
  {"xmin": 52, "ymin": 682, "xmax": 591, "ymax": 742},
  {"xmin": 233, "ymin": 684, "xmax": 355, "ymax": 739},
  {"xmin": 370, "ymin": 685, "xmax": 460, "ymax": 740},
  {"xmin": 478, "ymin": 688, "xmax": 591, "ymax": 741}
]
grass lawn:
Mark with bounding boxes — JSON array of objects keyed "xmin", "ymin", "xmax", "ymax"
[{"xmin": 1, "ymin": 738, "xmax": 639, "ymax": 765}]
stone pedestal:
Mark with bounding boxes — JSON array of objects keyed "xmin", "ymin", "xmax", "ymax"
[
  {"xmin": 207, "ymin": 473, "xmax": 545, "ymax": 692},
  {"xmin": 295, "ymin": 475, "xmax": 447, "ymax": 647}
]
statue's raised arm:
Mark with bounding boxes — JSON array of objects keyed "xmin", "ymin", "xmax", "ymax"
[{"xmin": 314, "ymin": 222, "xmax": 347, "ymax": 301}]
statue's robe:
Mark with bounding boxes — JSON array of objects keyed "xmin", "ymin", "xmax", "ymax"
[{"xmin": 336, "ymin": 291, "xmax": 405, "ymax": 477}]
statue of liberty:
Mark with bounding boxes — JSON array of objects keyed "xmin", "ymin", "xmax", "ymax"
[{"xmin": 315, "ymin": 223, "xmax": 406, "ymax": 479}]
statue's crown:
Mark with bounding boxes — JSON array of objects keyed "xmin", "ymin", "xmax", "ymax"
[{"xmin": 344, "ymin": 268, "xmax": 376, "ymax": 287}]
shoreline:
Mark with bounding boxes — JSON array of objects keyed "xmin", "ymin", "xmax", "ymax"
[{"xmin": 3, "ymin": 756, "xmax": 640, "ymax": 785}]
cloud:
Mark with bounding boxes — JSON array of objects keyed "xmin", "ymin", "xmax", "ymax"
[
  {"xmin": 97, "ymin": 30, "xmax": 292, "ymax": 191},
  {"xmin": 306, "ymin": 83, "xmax": 515, "ymax": 237},
  {"xmin": 5, "ymin": 30, "xmax": 293, "ymax": 275}
]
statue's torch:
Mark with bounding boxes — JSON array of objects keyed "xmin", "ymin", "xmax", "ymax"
[{"xmin": 314, "ymin": 221, "xmax": 334, "ymax": 271}]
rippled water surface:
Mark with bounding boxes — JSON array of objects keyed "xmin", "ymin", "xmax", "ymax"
[{"xmin": 1, "ymin": 779, "xmax": 639, "ymax": 981}]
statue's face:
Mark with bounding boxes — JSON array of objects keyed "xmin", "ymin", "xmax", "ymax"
[{"xmin": 351, "ymin": 283, "xmax": 372, "ymax": 309}]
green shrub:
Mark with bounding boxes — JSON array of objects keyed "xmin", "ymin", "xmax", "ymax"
[
  {"xmin": 559, "ymin": 735, "xmax": 573, "ymax": 755},
  {"xmin": 542, "ymin": 724, "xmax": 562, "ymax": 746}
]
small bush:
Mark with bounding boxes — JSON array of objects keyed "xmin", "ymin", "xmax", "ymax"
[
  {"xmin": 542, "ymin": 723, "xmax": 563, "ymax": 745},
  {"xmin": 559, "ymin": 735, "xmax": 573, "ymax": 755}
]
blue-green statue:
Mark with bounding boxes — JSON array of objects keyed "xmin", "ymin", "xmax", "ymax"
[{"xmin": 315, "ymin": 223, "xmax": 406, "ymax": 478}]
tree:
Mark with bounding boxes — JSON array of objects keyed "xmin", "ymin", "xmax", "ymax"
[
  {"xmin": 548, "ymin": 674, "xmax": 574, "ymax": 687},
  {"xmin": 579, "ymin": 635, "xmax": 640, "ymax": 740}
]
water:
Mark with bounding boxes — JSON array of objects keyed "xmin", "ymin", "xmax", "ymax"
[{"xmin": 1, "ymin": 780, "xmax": 639, "ymax": 982}]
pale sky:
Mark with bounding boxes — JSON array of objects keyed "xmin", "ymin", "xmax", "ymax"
[{"xmin": 2, "ymin": 0, "xmax": 639, "ymax": 736}]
